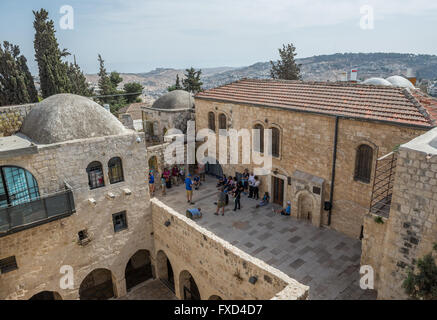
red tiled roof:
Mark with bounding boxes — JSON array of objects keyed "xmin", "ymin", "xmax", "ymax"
[{"xmin": 195, "ymin": 79, "xmax": 436, "ymax": 128}]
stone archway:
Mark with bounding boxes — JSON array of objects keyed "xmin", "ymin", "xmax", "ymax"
[
  {"xmin": 79, "ymin": 268, "xmax": 115, "ymax": 300},
  {"xmin": 29, "ymin": 291, "xmax": 62, "ymax": 300},
  {"xmin": 297, "ymin": 192, "xmax": 314, "ymax": 222},
  {"xmin": 125, "ymin": 250, "xmax": 153, "ymax": 292},
  {"xmin": 148, "ymin": 156, "xmax": 158, "ymax": 172},
  {"xmin": 179, "ymin": 270, "xmax": 201, "ymax": 300},
  {"xmin": 156, "ymin": 250, "xmax": 175, "ymax": 292}
]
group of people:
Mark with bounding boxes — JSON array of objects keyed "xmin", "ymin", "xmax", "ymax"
[
  {"xmin": 213, "ymin": 168, "xmax": 292, "ymax": 217},
  {"xmin": 148, "ymin": 165, "xmax": 185, "ymax": 197}
]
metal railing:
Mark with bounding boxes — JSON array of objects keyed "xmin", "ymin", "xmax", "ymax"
[
  {"xmin": 0, "ymin": 187, "xmax": 75, "ymax": 236},
  {"xmin": 369, "ymin": 152, "xmax": 397, "ymax": 218}
]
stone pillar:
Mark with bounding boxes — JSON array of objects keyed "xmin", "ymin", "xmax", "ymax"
[{"xmin": 115, "ymin": 278, "xmax": 127, "ymax": 298}]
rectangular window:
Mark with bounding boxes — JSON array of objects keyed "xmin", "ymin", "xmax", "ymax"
[
  {"xmin": 0, "ymin": 256, "xmax": 18, "ymax": 274},
  {"xmin": 112, "ymin": 211, "xmax": 128, "ymax": 233}
]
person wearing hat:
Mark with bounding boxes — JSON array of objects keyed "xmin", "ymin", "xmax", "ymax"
[
  {"xmin": 185, "ymin": 173, "xmax": 194, "ymax": 204},
  {"xmin": 273, "ymin": 201, "xmax": 292, "ymax": 216}
]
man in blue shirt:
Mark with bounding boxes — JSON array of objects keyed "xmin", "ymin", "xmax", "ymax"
[
  {"xmin": 185, "ymin": 174, "xmax": 194, "ymax": 204},
  {"xmin": 273, "ymin": 201, "xmax": 292, "ymax": 216}
]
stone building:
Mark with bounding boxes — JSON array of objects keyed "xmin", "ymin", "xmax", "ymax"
[
  {"xmin": 141, "ymin": 90, "xmax": 195, "ymax": 145},
  {"xmin": 0, "ymin": 93, "xmax": 306, "ymax": 300},
  {"xmin": 361, "ymin": 127, "xmax": 437, "ymax": 299},
  {"xmin": 0, "ymin": 94, "xmax": 153, "ymax": 300},
  {"xmin": 195, "ymin": 79, "xmax": 436, "ymax": 238}
]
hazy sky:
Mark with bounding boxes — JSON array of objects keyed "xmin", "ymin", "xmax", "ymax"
[{"xmin": 1, "ymin": 0, "xmax": 436, "ymax": 74}]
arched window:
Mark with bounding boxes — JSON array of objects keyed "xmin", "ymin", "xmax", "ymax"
[
  {"xmin": 354, "ymin": 144, "xmax": 374, "ymax": 183},
  {"xmin": 108, "ymin": 157, "xmax": 124, "ymax": 184},
  {"xmin": 219, "ymin": 113, "xmax": 227, "ymax": 130},
  {"xmin": 271, "ymin": 127, "xmax": 280, "ymax": 158},
  {"xmin": 253, "ymin": 124, "xmax": 264, "ymax": 153},
  {"xmin": 0, "ymin": 166, "xmax": 39, "ymax": 208},
  {"xmin": 87, "ymin": 162, "xmax": 105, "ymax": 190},
  {"xmin": 208, "ymin": 112, "xmax": 216, "ymax": 131}
]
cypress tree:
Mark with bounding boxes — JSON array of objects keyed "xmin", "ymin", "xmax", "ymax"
[
  {"xmin": 33, "ymin": 9, "xmax": 70, "ymax": 98},
  {"xmin": 0, "ymin": 41, "xmax": 38, "ymax": 106}
]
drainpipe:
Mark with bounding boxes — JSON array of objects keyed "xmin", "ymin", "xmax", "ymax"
[{"xmin": 328, "ymin": 116, "xmax": 339, "ymax": 226}]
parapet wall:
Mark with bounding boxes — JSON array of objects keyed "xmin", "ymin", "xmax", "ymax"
[
  {"xmin": 0, "ymin": 104, "xmax": 34, "ymax": 137},
  {"xmin": 151, "ymin": 199, "xmax": 309, "ymax": 300}
]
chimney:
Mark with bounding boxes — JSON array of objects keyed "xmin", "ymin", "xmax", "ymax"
[
  {"xmin": 350, "ymin": 68, "xmax": 358, "ymax": 82},
  {"xmin": 406, "ymin": 68, "xmax": 417, "ymax": 86}
]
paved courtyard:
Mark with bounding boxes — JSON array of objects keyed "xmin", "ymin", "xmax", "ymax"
[{"xmin": 156, "ymin": 176, "xmax": 376, "ymax": 300}]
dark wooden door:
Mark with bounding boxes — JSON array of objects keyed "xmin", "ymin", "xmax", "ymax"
[{"xmin": 272, "ymin": 177, "xmax": 284, "ymax": 206}]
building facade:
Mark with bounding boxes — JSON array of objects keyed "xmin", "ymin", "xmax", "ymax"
[{"xmin": 195, "ymin": 79, "xmax": 435, "ymax": 238}]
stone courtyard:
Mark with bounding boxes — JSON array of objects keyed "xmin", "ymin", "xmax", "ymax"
[{"xmin": 157, "ymin": 176, "xmax": 377, "ymax": 300}]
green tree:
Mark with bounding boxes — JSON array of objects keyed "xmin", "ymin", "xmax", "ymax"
[
  {"xmin": 403, "ymin": 244, "xmax": 437, "ymax": 300},
  {"xmin": 168, "ymin": 74, "xmax": 183, "ymax": 92},
  {"xmin": 33, "ymin": 9, "xmax": 70, "ymax": 98},
  {"xmin": 0, "ymin": 41, "xmax": 38, "ymax": 106},
  {"xmin": 182, "ymin": 67, "xmax": 203, "ymax": 94},
  {"xmin": 67, "ymin": 56, "xmax": 93, "ymax": 97},
  {"xmin": 97, "ymin": 54, "xmax": 113, "ymax": 103},
  {"xmin": 270, "ymin": 43, "xmax": 301, "ymax": 80},
  {"xmin": 33, "ymin": 8, "xmax": 90, "ymax": 98},
  {"xmin": 124, "ymin": 82, "xmax": 144, "ymax": 103}
]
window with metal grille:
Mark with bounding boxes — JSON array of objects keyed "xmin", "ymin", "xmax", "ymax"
[
  {"xmin": 112, "ymin": 211, "xmax": 128, "ymax": 233},
  {"xmin": 87, "ymin": 162, "xmax": 105, "ymax": 190},
  {"xmin": 108, "ymin": 157, "xmax": 124, "ymax": 184},
  {"xmin": 355, "ymin": 144, "xmax": 374, "ymax": 183},
  {"xmin": 253, "ymin": 124, "xmax": 264, "ymax": 153},
  {"xmin": 271, "ymin": 127, "xmax": 280, "ymax": 158},
  {"xmin": 208, "ymin": 112, "xmax": 215, "ymax": 131},
  {"xmin": 219, "ymin": 113, "xmax": 227, "ymax": 130},
  {"xmin": 0, "ymin": 256, "xmax": 18, "ymax": 274},
  {"xmin": 0, "ymin": 166, "xmax": 40, "ymax": 208}
]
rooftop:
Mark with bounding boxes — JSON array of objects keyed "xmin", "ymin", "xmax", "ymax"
[
  {"xmin": 196, "ymin": 79, "xmax": 437, "ymax": 128},
  {"xmin": 157, "ymin": 177, "xmax": 377, "ymax": 300}
]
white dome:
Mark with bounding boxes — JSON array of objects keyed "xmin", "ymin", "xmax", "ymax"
[
  {"xmin": 363, "ymin": 78, "xmax": 393, "ymax": 86},
  {"xmin": 386, "ymin": 76, "xmax": 415, "ymax": 89}
]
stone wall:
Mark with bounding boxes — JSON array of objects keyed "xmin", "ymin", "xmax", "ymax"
[
  {"xmin": 0, "ymin": 132, "xmax": 153, "ymax": 300},
  {"xmin": 151, "ymin": 199, "xmax": 309, "ymax": 300},
  {"xmin": 195, "ymin": 98, "xmax": 426, "ymax": 238},
  {"xmin": 364, "ymin": 130, "xmax": 437, "ymax": 299},
  {"xmin": 0, "ymin": 104, "xmax": 34, "ymax": 137}
]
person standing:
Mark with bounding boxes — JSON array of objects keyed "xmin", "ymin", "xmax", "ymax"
[
  {"xmin": 185, "ymin": 174, "xmax": 194, "ymax": 205},
  {"xmin": 148, "ymin": 171, "xmax": 155, "ymax": 196},
  {"xmin": 215, "ymin": 187, "xmax": 226, "ymax": 216},
  {"xmin": 198, "ymin": 163, "xmax": 206, "ymax": 182},
  {"xmin": 242, "ymin": 169, "xmax": 249, "ymax": 195},
  {"xmin": 248, "ymin": 172, "xmax": 255, "ymax": 198},
  {"xmin": 233, "ymin": 181, "xmax": 244, "ymax": 211},
  {"xmin": 161, "ymin": 173, "xmax": 167, "ymax": 196},
  {"xmin": 253, "ymin": 176, "xmax": 261, "ymax": 200},
  {"xmin": 172, "ymin": 165, "xmax": 179, "ymax": 186}
]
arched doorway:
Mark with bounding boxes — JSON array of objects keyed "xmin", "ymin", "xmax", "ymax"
[
  {"xmin": 148, "ymin": 156, "xmax": 158, "ymax": 173},
  {"xmin": 29, "ymin": 291, "xmax": 62, "ymax": 300},
  {"xmin": 125, "ymin": 250, "xmax": 153, "ymax": 292},
  {"xmin": 156, "ymin": 251, "xmax": 175, "ymax": 292},
  {"xmin": 298, "ymin": 193, "xmax": 314, "ymax": 222},
  {"xmin": 205, "ymin": 159, "xmax": 223, "ymax": 178},
  {"xmin": 209, "ymin": 295, "xmax": 223, "ymax": 300},
  {"xmin": 179, "ymin": 270, "xmax": 201, "ymax": 300},
  {"xmin": 79, "ymin": 268, "xmax": 115, "ymax": 300}
]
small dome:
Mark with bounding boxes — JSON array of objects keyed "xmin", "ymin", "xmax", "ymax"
[
  {"xmin": 152, "ymin": 90, "xmax": 194, "ymax": 110},
  {"xmin": 386, "ymin": 76, "xmax": 415, "ymax": 89},
  {"xmin": 363, "ymin": 78, "xmax": 393, "ymax": 86},
  {"xmin": 21, "ymin": 94, "xmax": 128, "ymax": 144}
]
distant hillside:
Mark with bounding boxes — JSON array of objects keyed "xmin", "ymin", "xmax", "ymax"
[{"xmin": 86, "ymin": 53, "xmax": 437, "ymax": 99}]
